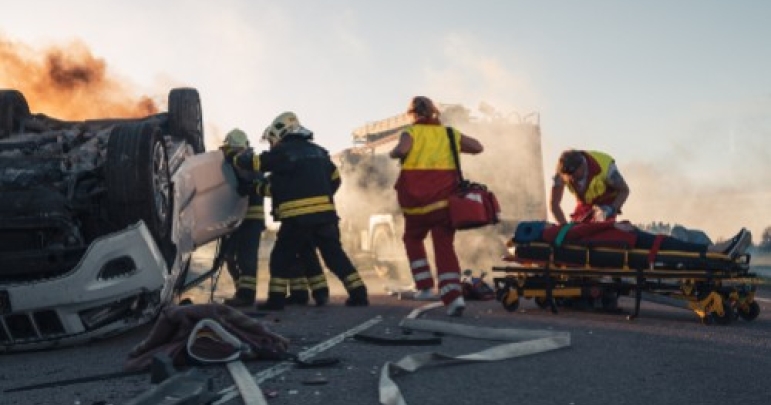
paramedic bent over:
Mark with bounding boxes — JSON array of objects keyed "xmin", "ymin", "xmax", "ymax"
[
  {"xmin": 229, "ymin": 112, "xmax": 368, "ymax": 310},
  {"xmin": 550, "ymin": 149, "xmax": 630, "ymax": 225},
  {"xmin": 389, "ymin": 96, "xmax": 483, "ymax": 316}
]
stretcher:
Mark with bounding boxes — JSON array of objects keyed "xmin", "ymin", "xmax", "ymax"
[{"xmin": 492, "ymin": 239, "xmax": 761, "ymax": 325}]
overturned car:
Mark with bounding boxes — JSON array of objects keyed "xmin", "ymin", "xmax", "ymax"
[{"xmin": 0, "ymin": 88, "xmax": 245, "ymax": 352}]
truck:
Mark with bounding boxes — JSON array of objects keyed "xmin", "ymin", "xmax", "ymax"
[{"xmin": 333, "ymin": 103, "xmax": 547, "ymax": 287}]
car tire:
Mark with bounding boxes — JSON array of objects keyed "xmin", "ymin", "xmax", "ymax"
[
  {"xmin": 105, "ymin": 122, "xmax": 172, "ymax": 245},
  {"xmin": 0, "ymin": 89, "xmax": 30, "ymax": 138},
  {"xmin": 168, "ymin": 87, "xmax": 204, "ymax": 153}
]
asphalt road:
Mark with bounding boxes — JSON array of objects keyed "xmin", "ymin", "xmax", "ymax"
[{"xmin": 2, "ymin": 257, "xmax": 771, "ymax": 405}]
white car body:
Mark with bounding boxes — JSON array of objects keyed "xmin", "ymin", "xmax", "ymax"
[{"xmin": 0, "ymin": 151, "xmax": 246, "ymax": 352}]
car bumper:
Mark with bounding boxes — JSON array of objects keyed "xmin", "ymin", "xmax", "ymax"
[{"xmin": 0, "ymin": 221, "xmax": 169, "ymax": 352}]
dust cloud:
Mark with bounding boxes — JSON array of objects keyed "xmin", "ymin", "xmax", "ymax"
[
  {"xmin": 619, "ymin": 161, "xmax": 770, "ymax": 242},
  {"xmin": 0, "ymin": 35, "xmax": 158, "ymax": 119}
]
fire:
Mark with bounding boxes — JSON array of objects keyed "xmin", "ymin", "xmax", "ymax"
[{"xmin": 0, "ymin": 35, "xmax": 158, "ymax": 119}]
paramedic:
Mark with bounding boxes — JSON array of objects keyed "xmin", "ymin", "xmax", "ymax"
[
  {"xmin": 219, "ymin": 129, "xmax": 266, "ymax": 307},
  {"xmin": 550, "ymin": 149, "xmax": 630, "ymax": 225},
  {"xmin": 389, "ymin": 96, "xmax": 483, "ymax": 317},
  {"xmin": 228, "ymin": 112, "xmax": 368, "ymax": 310}
]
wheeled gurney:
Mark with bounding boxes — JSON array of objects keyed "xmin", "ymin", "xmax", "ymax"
[{"xmin": 492, "ymin": 239, "xmax": 761, "ymax": 324}]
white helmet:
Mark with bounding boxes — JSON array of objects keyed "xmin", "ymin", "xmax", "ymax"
[
  {"xmin": 262, "ymin": 125, "xmax": 280, "ymax": 146},
  {"xmin": 270, "ymin": 112, "xmax": 301, "ymax": 140},
  {"xmin": 223, "ymin": 128, "xmax": 249, "ymax": 148}
]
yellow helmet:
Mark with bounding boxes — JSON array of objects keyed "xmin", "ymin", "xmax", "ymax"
[
  {"xmin": 224, "ymin": 128, "xmax": 249, "ymax": 148},
  {"xmin": 269, "ymin": 111, "xmax": 301, "ymax": 140}
]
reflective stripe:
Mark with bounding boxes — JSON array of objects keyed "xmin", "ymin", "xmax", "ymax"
[
  {"xmin": 346, "ymin": 279, "xmax": 365, "ymax": 289},
  {"xmin": 440, "ymin": 284, "xmax": 462, "ymax": 296},
  {"xmin": 268, "ymin": 278, "xmax": 289, "ymax": 293},
  {"xmin": 237, "ymin": 276, "xmax": 257, "ymax": 290},
  {"xmin": 410, "ymin": 259, "xmax": 429, "ymax": 270},
  {"xmin": 401, "ymin": 200, "xmax": 449, "ymax": 216},
  {"xmin": 437, "ymin": 273, "xmax": 460, "ymax": 282},
  {"xmin": 343, "ymin": 273, "xmax": 364, "ymax": 290},
  {"xmin": 251, "ymin": 154, "xmax": 262, "ymax": 171},
  {"xmin": 308, "ymin": 275, "xmax": 328, "ymax": 289},
  {"xmin": 246, "ymin": 206, "xmax": 265, "ymax": 219},
  {"xmin": 280, "ymin": 196, "xmax": 331, "ymax": 210},
  {"xmin": 413, "ymin": 271, "xmax": 433, "ymax": 282},
  {"xmin": 279, "ymin": 203, "xmax": 335, "ymax": 218},
  {"xmin": 289, "ymin": 278, "xmax": 309, "ymax": 289},
  {"xmin": 277, "ymin": 196, "xmax": 335, "ymax": 218}
]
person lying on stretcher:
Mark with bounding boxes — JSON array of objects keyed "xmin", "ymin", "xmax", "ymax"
[{"xmin": 513, "ymin": 221, "xmax": 752, "ymax": 261}]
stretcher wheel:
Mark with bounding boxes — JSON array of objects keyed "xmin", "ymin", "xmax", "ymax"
[
  {"xmin": 500, "ymin": 290, "xmax": 520, "ymax": 312},
  {"xmin": 711, "ymin": 301, "xmax": 734, "ymax": 325},
  {"xmin": 534, "ymin": 297, "xmax": 551, "ymax": 309},
  {"xmin": 495, "ymin": 287, "xmax": 508, "ymax": 303},
  {"xmin": 737, "ymin": 301, "xmax": 760, "ymax": 321}
]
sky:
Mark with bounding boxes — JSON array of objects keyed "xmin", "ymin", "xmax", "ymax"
[{"xmin": 1, "ymin": 0, "xmax": 770, "ymax": 241}]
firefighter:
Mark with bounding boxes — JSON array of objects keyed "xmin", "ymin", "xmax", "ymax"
[
  {"xmin": 550, "ymin": 149, "xmax": 630, "ymax": 225},
  {"xmin": 389, "ymin": 96, "xmax": 484, "ymax": 317},
  {"xmin": 219, "ymin": 128, "xmax": 266, "ymax": 307},
  {"xmin": 257, "ymin": 126, "xmax": 330, "ymax": 307},
  {"xmin": 227, "ymin": 112, "xmax": 368, "ymax": 310}
]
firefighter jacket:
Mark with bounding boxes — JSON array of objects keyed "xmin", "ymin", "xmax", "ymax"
[
  {"xmin": 565, "ymin": 150, "xmax": 618, "ymax": 207},
  {"xmin": 244, "ymin": 177, "xmax": 266, "ymax": 223},
  {"xmin": 222, "ymin": 146, "xmax": 266, "ymax": 224},
  {"xmin": 394, "ymin": 124, "xmax": 460, "ymax": 215},
  {"xmin": 233, "ymin": 134, "xmax": 340, "ymax": 225}
]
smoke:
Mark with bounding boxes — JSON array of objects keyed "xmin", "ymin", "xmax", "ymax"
[
  {"xmin": 0, "ymin": 35, "xmax": 158, "ymax": 119},
  {"xmin": 333, "ymin": 106, "xmax": 549, "ymax": 273}
]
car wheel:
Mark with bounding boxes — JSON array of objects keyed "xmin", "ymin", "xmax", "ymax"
[
  {"xmin": 105, "ymin": 122, "xmax": 172, "ymax": 244},
  {"xmin": 0, "ymin": 89, "xmax": 30, "ymax": 138},
  {"xmin": 168, "ymin": 87, "xmax": 204, "ymax": 153}
]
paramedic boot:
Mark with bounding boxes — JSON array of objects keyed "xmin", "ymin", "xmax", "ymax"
[
  {"xmin": 312, "ymin": 287, "xmax": 330, "ymax": 307},
  {"xmin": 345, "ymin": 286, "xmax": 369, "ymax": 307},
  {"xmin": 446, "ymin": 296, "xmax": 466, "ymax": 317}
]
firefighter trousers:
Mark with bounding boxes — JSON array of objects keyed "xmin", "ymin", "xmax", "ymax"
[
  {"xmin": 223, "ymin": 219, "xmax": 265, "ymax": 300},
  {"xmin": 266, "ymin": 220, "xmax": 366, "ymax": 307}
]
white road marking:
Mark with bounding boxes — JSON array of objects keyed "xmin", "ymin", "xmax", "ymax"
[{"xmin": 213, "ymin": 316, "xmax": 382, "ymax": 404}]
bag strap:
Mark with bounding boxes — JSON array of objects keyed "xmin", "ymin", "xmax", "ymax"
[{"xmin": 446, "ymin": 126, "xmax": 465, "ymax": 183}]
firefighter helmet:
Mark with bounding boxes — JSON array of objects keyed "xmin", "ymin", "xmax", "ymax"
[
  {"xmin": 223, "ymin": 128, "xmax": 249, "ymax": 148},
  {"xmin": 262, "ymin": 125, "xmax": 280, "ymax": 146},
  {"xmin": 270, "ymin": 111, "xmax": 301, "ymax": 140}
]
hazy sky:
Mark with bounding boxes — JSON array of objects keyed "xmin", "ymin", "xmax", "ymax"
[{"xmin": 2, "ymin": 0, "xmax": 769, "ymax": 239}]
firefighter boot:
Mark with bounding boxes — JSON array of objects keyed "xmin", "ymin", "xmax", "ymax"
[
  {"xmin": 286, "ymin": 277, "xmax": 310, "ymax": 305},
  {"xmin": 224, "ymin": 288, "xmax": 256, "ymax": 307},
  {"xmin": 312, "ymin": 287, "xmax": 330, "ymax": 307},
  {"xmin": 256, "ymin": 292, "xmax": 286, "ymax": 311},
  {"xmin": 286, "ymin": 290, "xmax": 310, "ymax": 306},
  {"xmin": 345, "ymin": 286, "xmax": 369, "ymax": 307}
]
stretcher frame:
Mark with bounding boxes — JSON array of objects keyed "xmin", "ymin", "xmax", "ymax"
[{"xmin": 492, "ymin": 241, "xmax": 761, "ymax": 325}]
